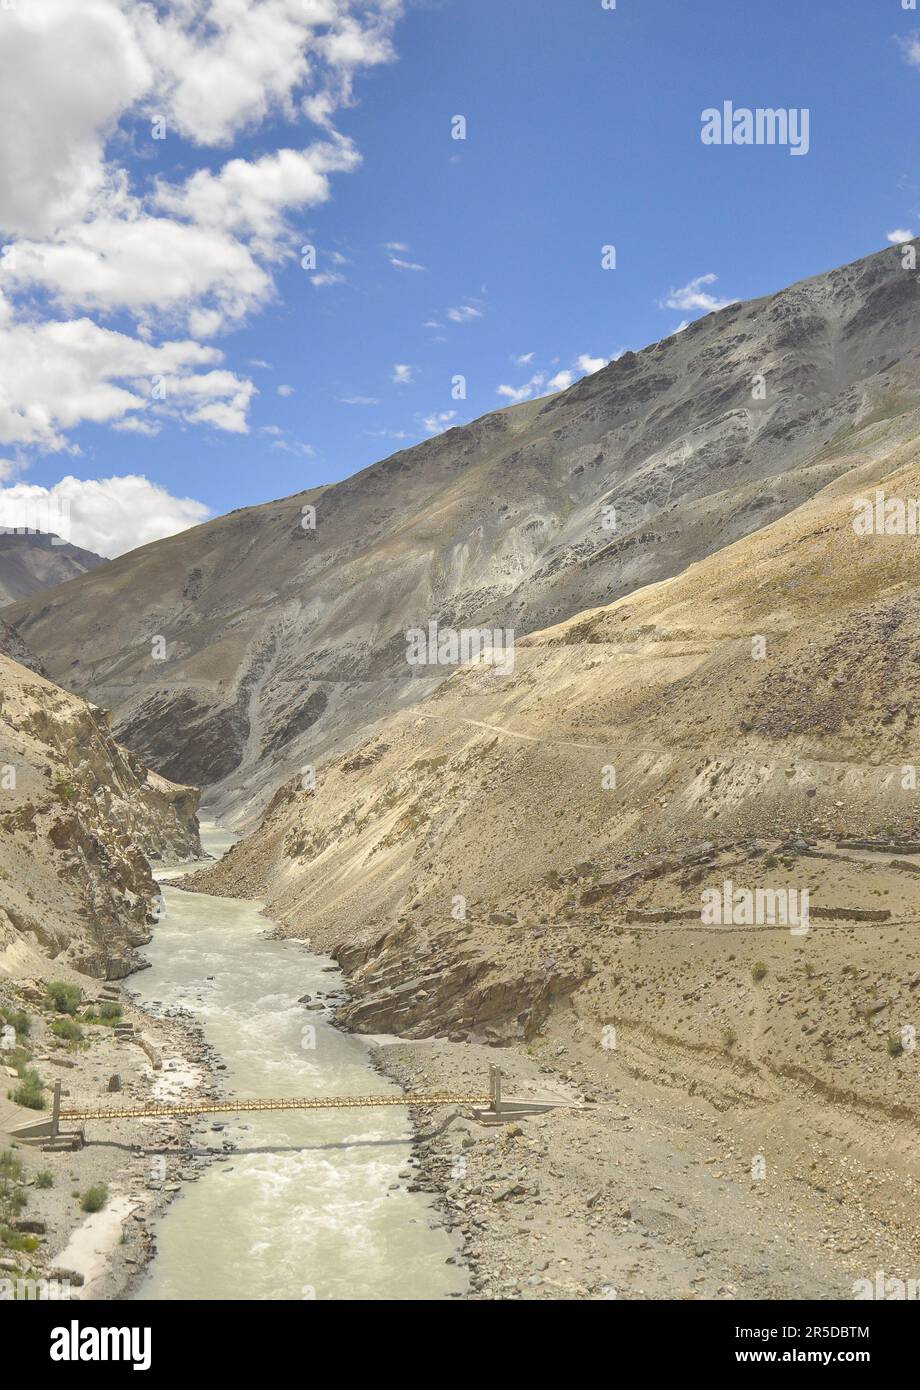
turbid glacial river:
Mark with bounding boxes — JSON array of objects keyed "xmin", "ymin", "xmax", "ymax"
[{"xmin": 131, "ymin": 825, "xmax": 464, "ymax": 1300}]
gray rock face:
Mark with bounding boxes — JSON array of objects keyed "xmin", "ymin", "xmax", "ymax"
[
  {"xmin": 0, "ymin": 615, "xmax": 46, "ymax": 676},
  {"xmin": 7, "ymin": 240, "xmax": 920, "ymax": 820}
]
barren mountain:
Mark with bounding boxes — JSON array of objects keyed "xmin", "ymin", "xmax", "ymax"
[
  {"xmin": 190, "ymin": 428, "xmax": 920, "ymax": 1037},
  {"xmin": 0, "ymin": 531, "xmax": 106, "ymax": 605},
  {"xmin": 8, "ymin": 242, "xmax": 920, "ymax": 825},
  {"xmin": 0, "ymin": 653, "xmax": 201, "ymax": 979}
]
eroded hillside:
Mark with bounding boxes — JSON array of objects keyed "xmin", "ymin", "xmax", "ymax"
[{"xmin": 0, "ymin": 653, "xmax": 200, "ymax": 978}]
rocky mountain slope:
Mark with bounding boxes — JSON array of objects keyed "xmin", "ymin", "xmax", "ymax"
[
  {"xmin": 8, "ymin": 241, "xmax": 920, "ymax": 824},
  {"xmin": 0, "ymin": 614, "xmax": 46, "ymax": 676},
  {"xmin": 188, "ymin": 424, "xmax": 920, "ymax": 1036},
  {"xmin": 0, "ymin": 531, "xmax": 106, "ymax": 605},
  {"xmin": 0, "ymin": 652, "xmax": 201, "ymax": 979}
]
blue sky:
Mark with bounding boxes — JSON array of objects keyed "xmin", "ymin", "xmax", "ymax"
[{"xmin": 2, "ymin": 0, "xmax": 920, "ymax": 554}]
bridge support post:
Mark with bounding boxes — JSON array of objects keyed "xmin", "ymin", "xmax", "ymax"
[
  {"xmin": 489, "ymin": 1066, "xmax": 502, "ymax": 1117},
  {"xmin": 51, "ymin": 1079, "xmax": 61, "ymax": 1141}
]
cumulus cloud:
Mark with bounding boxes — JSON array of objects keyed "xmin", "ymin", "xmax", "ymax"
[
  {"xmin": 0, "ymin": 0, "xmax": 405, "ymax": 451},
  {"xmin": 0, "ymin": 317, "xmax": 254, "ymax": 450},
  {"xmin": 0, "ymin": 0, "xmax": 152, "ymax": 239},
  {"xmin": 155, "ymin": 140, "xmax": 360, "ymax": 251},
  {"xmin": 659, "ymin": 273, "xmax": 736, "ymax": 314},
  {"xmin": 547, "ymin": 370, "xmax": 575, "ymax": 391},
  {"xmin": 887, "ymin": 228, "xmax": 915, "ymax": 244},
  {"xmin": 392, "ymin": 363, "xmax": 414, "ymax": 385},
  {"xmin": 0, "ymin": 474, "xmax": 210, "ymax": 558}
]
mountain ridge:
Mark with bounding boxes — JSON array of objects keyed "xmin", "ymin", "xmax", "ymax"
[{"xmin": 7, "ymin": 238, "xmax": 920, "ymax": 826}]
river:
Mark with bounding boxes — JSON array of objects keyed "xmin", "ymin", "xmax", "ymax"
[{"xmin": 130, "ymin": 825, "xmax": 465, "ymax": 1301}]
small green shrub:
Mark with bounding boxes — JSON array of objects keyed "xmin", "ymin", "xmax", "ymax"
[
  {"xmin": 51, "ymin": 1017, "xmax": 83, "ymax": 1043},
  {"xmin": 1, "ymin": 1228, "xmax": 39, "ymax": 1253},
  {"xmin": 10, "ymin": 1068, "xmax": 44, "ymax": 1110},
  {"xmin": 35, "ymin": 1171, "xmax": 53, "ymax": 1190},
  {"xmin": 0, "ymin": 1008, "xmax": 31, "ymax": 1039},
  {"xmin": 0, "ymin": 1150, "xmax": 23, "ymax": 1182},
  {"xmin": 80, "ymin": 1185, "xmax": 108, "ymax": 1213},
  {"xmin": 46, "ymin": 982, "xmax": 82, "ymax": 1016},
  {"xmin": 752, "ymin": 961, "xmax": 768, "ymax": 982}
]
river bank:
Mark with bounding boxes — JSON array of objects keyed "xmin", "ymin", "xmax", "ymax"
[{"xmin": 0, "ymin": 970, "xmax": 221, "ymax": 1302}]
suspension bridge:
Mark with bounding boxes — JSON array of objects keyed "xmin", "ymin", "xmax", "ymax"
[{"xmin": 9, "ymin": 1068, "xmax": 573, "ymax": 1146}]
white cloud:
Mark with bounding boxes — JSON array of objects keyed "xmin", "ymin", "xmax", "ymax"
[
  {"xmin": 659, "ymin": 273, "xmax": 736, "ymax": 314},
  {"xmin": 270, "ymin": 438, "xmax": 314, "ymax": 457},
  {"xmin": 277, "ymin": 384, "xmax": 295, "ymax": 397},
  {"xmin": 389, "ymin": 255, "xmax": 426, "ymax": 271},
  {"xmin": 447, "ymin": 304, "xmax": 483, "ymax": 324},
  {"xmin": 338, "ymin": 394, "xmax": 380, "ymax": 406},
  {"xmin": 512, "ymin": 352, "xmax": 535, "ymax": 366},
  {"xmin": 154, "ymin": 140, "xmax": 360, "ymax": 253},
  {"xmin": 311, "ymin": 271, "xmax": 347, "ymax": 287},
  {"xmin": 392, "ymin": 363, "xmax": 414, "ymax": 385},
  {"xmin": 7, "ymin": 209, "xmax": 273, "ymax": 333},
  {"xmin": 887, "ymin": 228, "xmax": 915, "ymax": 244},
  {"xmin": 497, "ymin": 352, "xmax": 611, "ymax": 404},
  {"xmin": 497, "ymin": 374, "xmax": 545, "ymax": 403},
  {"xmin": 421, "ymin": 411, "xmax": 456, "ymax": 435},
  {"xmin": 0, "ymin": 474, "xmax": 210, "ymax": 558},
  {"xmin": 0, "ymin": 317, "xmax": 254, "ymax": 450},
  {"xmin": 0, "ymin": 0, "xmax": 152, "ymax": 239},
  {"xmin": 385, "ymin": 241, "xmax": 409, "ymax": 252},
  {"xmin": 547, "ymin": 370, "xmax": 574, "ymax": 391},
  {"xmin": 898, "ymin": 34, "xmax": 920, "ymax": 69},
  {"xmin": 0, "ymin": 0, "xmax": 405, "ymax": 452},
  {"xmin": 576, "ymin": 353, "xmax": 608, "ymax": 374},
  {"xmin": 112, "ymin": 417, "xmax": 162, "ymax": 438}
]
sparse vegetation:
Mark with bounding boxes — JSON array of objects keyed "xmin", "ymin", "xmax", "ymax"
[
  {"xmin": 0, "ymin": 1148, "xmax": 28, "ymax": 1250},
  {"xmin": 83, "ymin": 1001, "xmax": 121, "ymax": 1025},
  {"xmin": 46, "ymin": 981, "xmax": 82, "ymax": 1016},
  {"xmin": 80, "ymin": 1184, "xmax": 108, "ymax": 1213},
  {"xmin": 50, "ymin": 1017, "xmax": 83, "ymax": 1043},
  {"xmin": 752, "ymin": 961, "xmax": 768, "ymax": 982},
  {"xmin": 9, "ymin": 1067, "xmax": 44, "ymax": 1110},
  {"xmin": 0, "ymin": 1007, "xmax": 31, "ymax": 1039}
]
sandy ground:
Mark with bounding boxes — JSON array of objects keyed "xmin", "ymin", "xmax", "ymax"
[
  {"xmin": 374, "ymin": 1024, "xmax": 920, "ymax": 1301},
  {"xmin": 351, "ymin": 840, "xmax": 920, "ymax": 1300}
]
